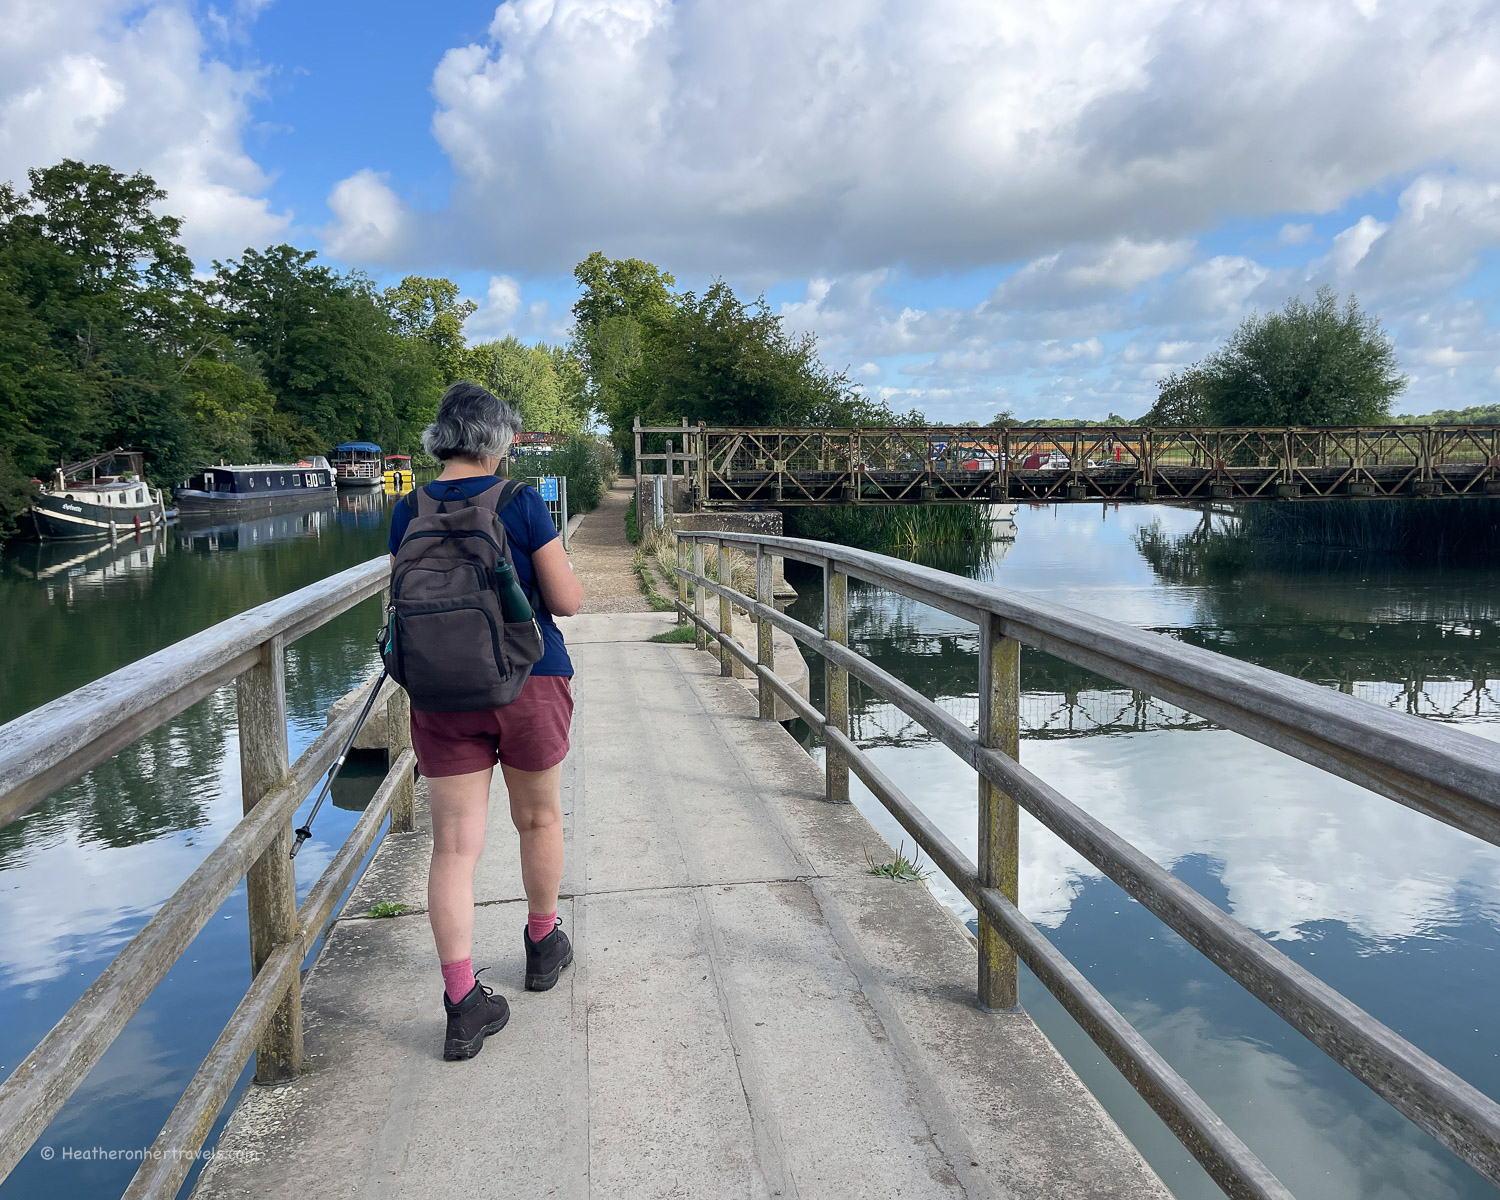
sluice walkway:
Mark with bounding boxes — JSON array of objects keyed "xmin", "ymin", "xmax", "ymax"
[{"xmin": 194, "ymin": 610, "xmax": 1164, "ymax": 1199}]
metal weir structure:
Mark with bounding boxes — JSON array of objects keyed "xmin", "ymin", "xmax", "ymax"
[
  {"xmin": 641, "ymin": 423, "xmax": 1500, "ymax": 507},
  {"xmin": 674, "ymin": 528, "xmax": 1500, "ymax": 1200}
]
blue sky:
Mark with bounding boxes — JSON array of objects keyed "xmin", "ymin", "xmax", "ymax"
[{"xmin": 5, "ymin": 0, "xmax": 1500, "ymax": 423}]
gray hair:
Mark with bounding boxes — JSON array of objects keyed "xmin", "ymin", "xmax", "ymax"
[{"xmin": 421, "ymin": 381, "xmax": 522, "ymax": 461}]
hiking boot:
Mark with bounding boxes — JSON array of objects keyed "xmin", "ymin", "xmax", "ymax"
[
  {"xmin": 524, "ymin": 918, "xmax": 574, "ymax": 991},
  {"xmin": 442, "ymin": 968, "xmax": 510, "ymax": 1060}
]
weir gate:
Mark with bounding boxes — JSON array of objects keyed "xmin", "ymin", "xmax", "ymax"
[{"xmin": 634, "ymin": 421, "xmax": 1500, "ymax": 506}]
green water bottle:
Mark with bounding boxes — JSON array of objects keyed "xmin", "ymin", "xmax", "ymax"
[{"xmin": 494, "ymin": 558, "xmax": 534, "ymax": 622}]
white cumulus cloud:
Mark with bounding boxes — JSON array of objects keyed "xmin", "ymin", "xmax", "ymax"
[
  {"xmin": 330, "ymin": 0, "xmax": 1500, "ymax": 276},
  {"xmin": 0, "ymin": 0, "xmax": 288, "ymax": 260}
]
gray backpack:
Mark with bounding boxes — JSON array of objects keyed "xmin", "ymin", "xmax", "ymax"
[{"xmin": 382, "ymin": 479, "xmax": 546, "ymax": 712}]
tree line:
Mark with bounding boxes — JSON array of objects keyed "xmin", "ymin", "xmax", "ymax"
[
  {"xmin": 0, "ymin": 160, "xmax": 591, "ymax": 538},
  {"xmin": 0, "ymin": 158, "xmax": 1452, "ymax": 543}
]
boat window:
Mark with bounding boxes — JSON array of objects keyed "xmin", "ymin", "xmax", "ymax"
[
  {"xmin": 264, "ymin": 475, "xmax": 272, "ymax": 488},
  {"xmin": 136, "ymin": 488, "xmax": 144, "ymax": 504},
  {"xmin": 279, "ymin": 475, "xmax": 286, "ymax": 486},
  {"xmin": 248, "ymin": 475, "xmax": 256, "ymax": 489},
  {"xmin": 292, "ymin": 473, "xmax": 301, "ymax": 486}
]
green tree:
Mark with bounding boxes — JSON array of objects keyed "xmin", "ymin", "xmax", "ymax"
[
  {"xmin": 463, "ymin": 337, "xmax": 587, "ymax": 435},
  {"xmin": 384, "ymin": 275, "xmax": 476, "ymax": 384},
  {"xmin": 1146, "ymin": 289, "xmax": 1405, "ymax": 427},
  {"xmin": 211, "ymin": 246, "xmax": 401, "ymax": 448},
  {"xmin": 0, "ymin": 161, "xmax": 198, "ymax": 482},
  {"xmin": 570, "ymin": 252, "xmax": 676, "ymax": 428},
  {"xmin": 1143, "ymin": 368, "xmax": 1214, "ymax": 426}
]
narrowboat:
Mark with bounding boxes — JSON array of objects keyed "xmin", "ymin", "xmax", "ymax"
[
  {"xmin": 331, "ymin": 442, "xmax": 384, "ymax": 488},
  {"xmin": 174, "ymin": 458, "xmax": 335, "ymax": 512},
  {"xmin": 383, "ymin": 454, "xmax": 414, "ymax": 491},
  {"xmin": 29, "ymin": 449, "xmax": 167, "ymax": 540}
]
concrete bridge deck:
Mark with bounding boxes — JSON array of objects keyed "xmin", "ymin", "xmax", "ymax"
[{"xmin": 193, "ymin": 611, "xmax": 1167, "ymax": 1200}]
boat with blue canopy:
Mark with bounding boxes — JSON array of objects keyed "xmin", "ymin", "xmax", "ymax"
[{"xmin": 331, "ymin": 442, "xmax": 384, "ymax": 488}]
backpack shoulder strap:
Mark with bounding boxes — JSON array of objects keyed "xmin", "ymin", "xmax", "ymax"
[
  {"xmin": 461, "ymin": 477, "xmax": 523, "ymax": 514},
  {"xmin": 493, "ymin": 478, "xmax": 524, "ymax": 514},
  {"xmin": 411, "ymin": 484, "xmax": 450, "ymax": 517}
]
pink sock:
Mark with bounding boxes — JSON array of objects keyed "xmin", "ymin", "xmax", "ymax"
[
  {"xmin": 528, "ymin": 911, "xmax": 557, "ymax": 944},
  {"xmin": 441, "ymin": 957, "xmax": 476, "ymax": 1002}
]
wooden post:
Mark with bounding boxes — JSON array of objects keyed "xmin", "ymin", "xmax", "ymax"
[
  {"xmin": 977, "ymin": 614, "xmax": 1021, "ymax": 1012},
  {"xmin": 387, "ymin": 683, "xmax": 415, "ymax": 833},
  {"xmin": 237, "ymin": 635, "xmax": 302, "ymax": 1081},
  {"xmin": 756, "ymin": 547, "xmax": 775, "ymax": 720},
  {"xmin": 718, "ymin": 541, "xmax": 734, "ymax": 677},
  {"xmin": 692, "ymin": 539, "xmax": 707, "ymax": 651},
  {"xmin": 824, "ymin": 564, "xmax": 849, "ymax": 803},
  {"xmin": 676, "ymin": 538, "xmax": 688, "ymax": 625}
]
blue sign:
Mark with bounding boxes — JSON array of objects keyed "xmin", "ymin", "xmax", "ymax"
[{"xmin": 538, "ymin": 476, "xmax": 559, "ymax": 502}]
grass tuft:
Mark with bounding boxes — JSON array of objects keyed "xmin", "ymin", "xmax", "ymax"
[
  {"xmin": 650, "ymin": 624, "xmax": 699, "ymax": 644},
  {"xmin": 366, "ymin": 901, "xmax": 410, "ymax": 918},
  {"xmin": 624, "ymin": 495, "xmax": 641, "ymax": 545},
  {"xmin": 632, "ymin": 549, "xmax": 678, "ymax": 612},
  {"xmin": 865, "ymin": 841, "xmax": 931, "ymax": 882}
]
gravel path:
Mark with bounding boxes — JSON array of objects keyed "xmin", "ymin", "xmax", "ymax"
[{"xmin": 572, "ymin": 479, "xmax": 651, "ymax": 614}]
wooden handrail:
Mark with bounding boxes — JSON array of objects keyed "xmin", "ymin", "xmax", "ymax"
[
  {"xmin": 674, "ymin": 529, "xmax": 1500, "ymax": 1199},
  {"xmin": 0, "ymin": 556, "xmax": 408, "ymax": 1194},
  {"xmin": 0, "ymin": 557, "xmax": 390, "ymax": 829}
]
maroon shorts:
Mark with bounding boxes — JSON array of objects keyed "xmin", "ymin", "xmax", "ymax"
[{"xmin": 409, "ymin": 675, "xmax": 574, "ymax": 777}]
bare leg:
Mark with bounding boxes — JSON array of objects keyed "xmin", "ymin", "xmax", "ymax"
[
  {"xmin": 427, "ymin": 767, "xmax": 493, "ymax": 963},
  {"xmin": 502, "ymin": 761, "xmax": 564, "ymax": 915}
]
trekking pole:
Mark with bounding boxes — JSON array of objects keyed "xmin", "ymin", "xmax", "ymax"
[{"xmin": 290, "ymin": 667, "xmax": 390, "ymax": 859}]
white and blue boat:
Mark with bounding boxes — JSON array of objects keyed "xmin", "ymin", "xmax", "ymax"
[
  {"xmin": 29, "ymin": 449, "xmax": 168, "ymax": 540},
  {"xmin": 174, "ymin": 458, "xmax": 335, "ymax": 512},
  {"xmin": 330, "ymin": 442, "xmax": 384, "ymax": 488}
]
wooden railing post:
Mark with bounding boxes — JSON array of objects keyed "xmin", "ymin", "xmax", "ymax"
[
  {"xmin": 978, "ymin": 613, "xmax": 1021, "ymax": 1012},
  {"xmin": 824, "ymin": 564, "xmax": 850, "ymax": 803},
  {"xmin": 676, "ymin": 538, "xmax": 688, "ymax": 625},
  {"xmin": 387, "ymin": 683, "xmax": 415, "ymax": 833},
  {"xmin": 236, "ymin": 634, "xmax": 302, "ymax": 1081},
  {"xmin": 756, "ymin": 546, "xmax": 775, "ymax": 719},
  {"xmin": 692, "ymin": 539, "xmax": 707, "ymax": 651},
  {"xmin": 717, "ymin": 540, "xmax": 734, "ymax": 677}
]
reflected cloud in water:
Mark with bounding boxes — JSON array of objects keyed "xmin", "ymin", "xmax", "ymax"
[{"xmin": 791, "ymin": 501, "xmax": 1500, "ymax": 1198}]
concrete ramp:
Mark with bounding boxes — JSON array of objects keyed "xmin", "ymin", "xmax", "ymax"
[{"xmin": 194, "ymin": 612, "xmax": 1168, "ymax": 1200}]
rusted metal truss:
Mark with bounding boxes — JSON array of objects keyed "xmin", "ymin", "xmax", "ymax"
[{"xmin": 686, "ymin": 425, "xmax": 1500, "ymax": 507}]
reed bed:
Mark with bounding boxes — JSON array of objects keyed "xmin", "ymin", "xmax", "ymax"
[{"xmin": 784, "ymin": 503, "xmax": 993, "ymax": 550}]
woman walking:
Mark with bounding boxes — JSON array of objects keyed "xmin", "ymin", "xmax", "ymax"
[{"xmin": 387, "ymin": 381, "xmax": 584, "ymax": 1060}]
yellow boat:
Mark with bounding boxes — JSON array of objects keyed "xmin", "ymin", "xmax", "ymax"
[{"xmin": 383, "ymin": 454, "xmax": 414, "ymax": 492}]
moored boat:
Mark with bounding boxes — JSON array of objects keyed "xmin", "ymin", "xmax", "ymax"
[
  {"xmin": 174, "ymin": 458, "xmax": 335, "ymax": 512},
  {"xmin": 331, "ymin": 442, "xmax": 384, "ymax": 488},
  {"xmin": 29, "ymin": 449, "xmax": 167, "ymax": 540},
  {"xmin": 383, "ymin": 454, "xmax": 414, "ymax": 491}
]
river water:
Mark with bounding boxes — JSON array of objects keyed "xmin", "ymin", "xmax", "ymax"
[
  {"xmin": 2, "ymin": 496, "xmax": 1498, "ymax": 1199},
  {"xmin": 0, "ymin": 490, "xmax": 395, "ymax": 1200},
  {"xmin": 786, "ymin": 503, "xmax": 1500, "ymax": 1200}
]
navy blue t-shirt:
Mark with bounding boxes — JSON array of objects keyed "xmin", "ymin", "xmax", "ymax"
[{"xmin": 389, "ymin": 477, "xmax": 573, "ymax": 677}]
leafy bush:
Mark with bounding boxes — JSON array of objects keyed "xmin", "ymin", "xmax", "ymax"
[
  {"xmin": 510, "ymin": 435, "xmax": 612, "ymax": 513},
  {"xmin": 0, "ymin": 449, "xmax": 37, "ymax": 541}
]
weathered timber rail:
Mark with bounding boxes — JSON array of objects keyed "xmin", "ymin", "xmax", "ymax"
[
  {"xmin": 681, "ymin": 424, "xmax": 1500, "ymax": 506},
  {"xmin": 0, "ymin": 556, "xmax": 409, "ymax": 1199},
  {"xmin": 674, "ymin": 529, "xmax": 1500, "ymax": 1200}
]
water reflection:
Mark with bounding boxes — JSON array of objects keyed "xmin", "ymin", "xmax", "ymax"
[
  {"xmin": 787, "ymin": 502, "xmax": 1500, "ymax": 1199},
  {"xmin": 0, "ymin": 492, "xmax": 397, "ymax": 1200}
]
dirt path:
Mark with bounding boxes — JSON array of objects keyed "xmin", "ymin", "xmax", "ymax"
[{"xmin": 572, "ymin": 478, "xmax": 650, "ymax": 614}]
